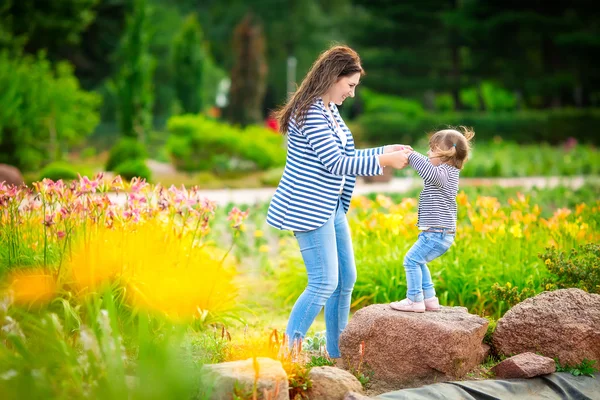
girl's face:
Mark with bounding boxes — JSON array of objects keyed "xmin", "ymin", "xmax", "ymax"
[
  {"xmin": 326, "ymin": 72, "xmax": 360, "ymax": 105},
  {"xmin": 427, "ymin": 146, "xmax": 443, "ymax": 166}
]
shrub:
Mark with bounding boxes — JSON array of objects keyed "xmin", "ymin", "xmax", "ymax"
[
  {"xmin": 167, "ymin": 115, "xmax": 285, "ymax": 174},
  {"xmin": 305, "ymin": 356, "xmax": 334, "ymax": 368},
  {"xmin": 259, "ymin": 167, "xmax": 284, "ymax": 187},
  {"xmin": 80, "ymin": 146, "xmax": 97, "ymax": 159},
  {"xmin": 540, "ymin": 243, "xmax": 600, "ymax": 293},
  {"xmin": 555, "ymin": 358, "xmax": 598, "ymax": 377},
  {"xmin": 105, "ymin": 137, "xmax": 148, "ymax": 172},
  {"xmin": 490, "ymin": 282, "xmax": 536, "ymax": 309},
  {"xmin": 355, "ymin": 108, "xmax": 600, "ymax": 146},
  {"xmin": 38, "ymin": 161, "xmax": 79, "ymax": 181},
  {"xmin": 0, "ymin": 52, "xmax": 101, "ymax": 172},
  {"xmin": 113, "ymin": 159, "xmax": 152, "ymax": 182},
  {"xmin": 360, "ymin": 88, "xmax": 425, "ymax": 117}
]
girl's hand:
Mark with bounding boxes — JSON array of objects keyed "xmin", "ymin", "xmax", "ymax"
[{"xmin": 384, "ymin": 144, "xmax": 413, "ymax": 153}]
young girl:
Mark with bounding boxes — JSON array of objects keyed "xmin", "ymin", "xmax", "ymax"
[{"xmin": 390, "ymin": 127, "xmax": 474, "ymax": 313}]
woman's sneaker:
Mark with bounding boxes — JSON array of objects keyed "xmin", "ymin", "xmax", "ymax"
[
  {"xmin": 424, "ymin": 296, "xmax": 441, "ymax": 311},
  {"xmin": 390, "ymin": 298, "xmax": 425, "ymax": 313}
]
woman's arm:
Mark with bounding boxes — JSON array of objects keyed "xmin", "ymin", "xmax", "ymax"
[
  {"xmin": 356, "ymin": 144, "xmax": 412, "ymax": 157},
  {"xmin": 354, "ymin": 146, "xmax": 385, "ymax": 157},
  {"xmin": 302, "ymin": 108, "xmax": 383, "ymax": 176}
]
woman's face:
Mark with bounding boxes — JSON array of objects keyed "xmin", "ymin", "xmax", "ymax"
[{"xmin": 327, "ymin": 72, "xmax": 360, "ymax": 105}]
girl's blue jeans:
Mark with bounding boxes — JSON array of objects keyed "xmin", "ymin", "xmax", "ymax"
[
  {"xmin": 404, "ymin": 230, "xmax": 455, "ymax": 302},
  {"xmin": 287, "ymin": 199, "xmax": 355, "ymax": 358}
]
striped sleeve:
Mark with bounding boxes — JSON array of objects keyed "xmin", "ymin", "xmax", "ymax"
[
  {"xmin": 302, "ymin": 107, "xmax": 383, "ymax": 177},
  {"xmin": 355, "ymin": 146, "xmax": 385, "ymax": 157},
  {"xmin": 408, "ymin": 152, "xmax": 450, "ymax": 188}
]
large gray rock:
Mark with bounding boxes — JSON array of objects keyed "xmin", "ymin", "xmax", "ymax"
[
  {"xmin": 307, "ymin": 366, "xmax": 363, "ymax": 400},
  {"xmin": 493, "ymin": 289, "xmax": 600, "ymax": 365},
  {"xmin": 199, "ymin": 357, "xmax": 288, "ymax": 400},
  {"xmin": 340, "ymin": 304, "xmax": 488, "ymax": 387},
  {"xmin": 491, "ymin": 352, "xmax": 556, "ymax": 379}
]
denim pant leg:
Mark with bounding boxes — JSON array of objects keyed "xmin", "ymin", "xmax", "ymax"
[
  {"xmin": 323, "ymin": 202, "xmax": 356, "ymax": 358},
  {"xmin": 404, "ymin": 232, "xmax": 454, "ymax": 302},
  {"xmin": 286, "ymin": 211, "xmax": 338, "ymax": 352}
]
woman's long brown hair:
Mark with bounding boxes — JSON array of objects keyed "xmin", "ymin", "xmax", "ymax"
[{"xmin": 273, "ymin": 45, "xmax": 364, "ymax": 134}]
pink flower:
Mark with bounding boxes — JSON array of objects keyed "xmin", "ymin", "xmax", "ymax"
[
  {"xmin": 44, "ymin": 213, "xmax": 56, "ymax": 227},
  {"xmin": 57, "ymin": 231, "xmax": 66, "ymax": 240},
  {"xmin": 123, "ymin": 208, "xmax": 141, "ymax": 223},
  {"xmin": 129, "ymin": 177, "xmax": 148, "ymax": 193},
  {"xmin": 111, "ymin": 176, "xmax": 124, "ymax": 191},
  {"xmin": 563, "ymin": 137, "xmax": 578, "ymax": 152},
  {"xmin": 78, "ymin": 175, "xmax": 99, "ymax": 194},
  {"xmin": 227, "ymin": 207, "xmax": 249, "ymax": 228},
  {"xmin": 200, "ymin": 198, "xmax": 216, "ymax": 214}
]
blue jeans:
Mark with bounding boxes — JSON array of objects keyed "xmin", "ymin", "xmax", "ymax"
[
  {"xmin": 287, "ymin": 200, "xmax": 356, "ymax": 358},
  {"xmin": 404, "ymin": 230, "xmax": 455, "ymax": 302}
]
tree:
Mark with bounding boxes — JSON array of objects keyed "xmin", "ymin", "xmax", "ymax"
[
  {"xmin": 111, "ymin": 0, "xmax": 155, "ymax": 143},
  {"xmin": 227, "ymin": 13, "xmax": 268, "ymax": 126},
  {"xmin": 171, "ymin": 13, "xmax": 205, "ymax": 114},
  {"xmin": 0, "ymin": 52, "xmax": 101, "ymax": 171},
  {"xmin": 0, "ymin": 0, "xmax": 99, "ymax": 56},
  {"xmin": 457, "ymin": 0, "xmax": 596, "ymax": 108},
  {"xmin": 348, "ymin": 0, "xmax": 455, "ymax": 98}
]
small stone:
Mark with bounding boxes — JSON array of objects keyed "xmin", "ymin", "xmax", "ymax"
[
  {"xmin": 492, "ymin": 352, "xmax": 556, "ymax": 379},
  {"xmin": 307, "ymin": 366, "xmax": 363, "ymax": 400},
  {"xmin": 199, "ymin": 357, "xmax": 288, "ymax": 400}
]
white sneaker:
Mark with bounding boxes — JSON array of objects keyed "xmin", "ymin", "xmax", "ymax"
[
  {"xmin": 390, "ymin": 298, "xmax": 426, "ymax": 313},
  {"xmin": 424, "ymin": 296, "xmax": 441, "ymax": 311}
]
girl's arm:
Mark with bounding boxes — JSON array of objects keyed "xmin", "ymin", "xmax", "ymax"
[{"xmin": 408, "ymin": 152, "xmax": 450, "ymax": 188}]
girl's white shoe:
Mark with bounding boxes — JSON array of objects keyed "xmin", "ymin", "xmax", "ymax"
[
  {"xmin": 390, "ymin": 298, "xmax": 426, "ymax": 313},
  {"xmin": 424, "ymin": 296, "xmax": 441, "ymax": 311}
]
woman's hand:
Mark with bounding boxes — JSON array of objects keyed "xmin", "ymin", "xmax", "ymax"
[
  {"xmin": 378, "ymin": 149, "xmax": 412, "ymax": 169},
  {"xmin": 384, "ymin": 144, "xmax": 413, "ymax": 153}
]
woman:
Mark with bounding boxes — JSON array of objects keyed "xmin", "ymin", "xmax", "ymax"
[{"xmin": 267, "ymin": 45, "xmax": 411, "ymax": 359}]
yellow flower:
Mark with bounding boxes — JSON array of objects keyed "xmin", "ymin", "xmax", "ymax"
[
  {"xmin": 553, "ymin": 208, "xmax": 572, "ymax": 220},
  {"xmin": 254, "ymin": 230, "xmax": 264, "ymax": 238},
  {"xmin": 376, "ymin": 194, "xmax": 393, "ymax": 209},
  {"xmin": 509, "ymin": 224, "xmax": 523, "ymax": 238},
  {"xmin": 259, "ymin": 245, "xmax": 270, "ymax": 253}
]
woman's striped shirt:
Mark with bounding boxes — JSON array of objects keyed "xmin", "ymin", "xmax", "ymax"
[
  {"xmin": 267, "ymin": 98, "xmax": 384, "ymax": 232},
  {"xmin": 408, "ymin": 152, "xmax": 460, "ymax": 230}
]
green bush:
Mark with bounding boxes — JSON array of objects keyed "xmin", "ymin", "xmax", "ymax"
[
  {"xmin": 80, "ymin": 146, "xmax": 97, "ymax": 159},
  {"xmin": 260, "ymin": 167, "xmax": 284, "ymax": 187},
  {"xmin": 166, "ymin": 115, "xmax": 285, "ymax": 174},
  {"xmin": 0, "ymin": 52, "xmax": 101, "ymax": 172},
  {"xmin": 113, "ymin": 159, "xmax": 152, "ymax": 182},
  {"xmin": 490, "ymin": 282, "xmax": 536, "ymax": 310},
  {"xmin": 540, "ymin": 243, "xmax": 600, "ymax": 294},
  {"xmin": 355, "ymin": 108, "xmax": 600, "ymax": 146},
  {"xmin": 360, "ymin": 88, "xmax": 425, "ymax": 117},
  {"xmin": 105, "ymin": 138, "xmax": 148, "ymax": 172},
  {"xmin": 455, "ymin": 142, "xmax": 598, "ymax": 178},
  {"xmin": 38, "ymin": 161, "xmax": 79, "ymax": 181}
]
